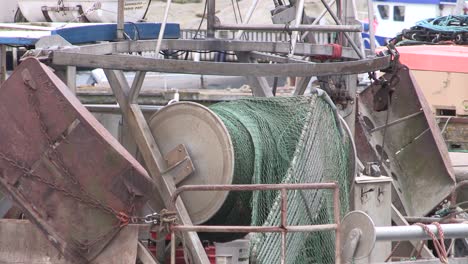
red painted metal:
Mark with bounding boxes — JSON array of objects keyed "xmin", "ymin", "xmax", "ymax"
[{"xmin": 0, "ymin": 58, "xmax": 154, "ymax": 262}]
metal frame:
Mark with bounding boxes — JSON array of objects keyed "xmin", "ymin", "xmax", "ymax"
[
  {"xmin": 100, "ymin": 69, "xmax": 210, "ymax": 264},
  {"xmin": 3, "ymin": 0, "xmax": 462, "ymax": 263},
  {"xmin": 51, "ymin": 39, "xmax": 365, "ymax": 59},
  {"xmin": 36, "ymin": 18, "xmax": 392, "ymax": 264},
  {"xmin": 170, "ymin": 183, "xmax": 342, "ymax": 264},
  {"xmin": 52, "ymin": 51, "xmax": 390, "ymax": 77},
  {"xmin": 27, "ymin": 0, "xmax": 393, "ymax": 262}
]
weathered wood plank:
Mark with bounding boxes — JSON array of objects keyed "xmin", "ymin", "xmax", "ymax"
[
  {"xmin": 104, "ymin": 69, "xmax": 210, "ymax": 264},
  {"xmin": 52, "ymin": 52, "xmax": 392, "ymax": 77}
]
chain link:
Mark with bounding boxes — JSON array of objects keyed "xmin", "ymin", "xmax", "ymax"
[
  {"xmin": 0, "ymin": 82, "xmax": 155, "ymax": 253},
  {"xmin": 368, "ymin": 43, "xmax": 400, "ymax": 87},
  {"xmin": 26, "ymin": 82, "xmax": 119, "ymax": 217}
]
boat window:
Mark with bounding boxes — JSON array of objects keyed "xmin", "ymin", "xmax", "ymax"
[
  {"xmin": 377, "ymin": 5, "xmax": 389, "ymax": 20},
  {"xmin": 393, "ymin": 6, "xmax": 405, "ymax": 22}
]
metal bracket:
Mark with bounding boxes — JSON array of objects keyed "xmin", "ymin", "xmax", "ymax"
[
  {"xmin": 342, "ymin": 228, "xmax": 362, "ymax": 264},
  {"xmin": 41, "ymin": 5, "xmax": 90, "ymax": 23},
  {"xmin": 163, "ymin": 144, "xmax": 195, "ymax": 185},
  {"xmin": 271, "ymin": 6, "xmax": 296, "ymax": 24}
]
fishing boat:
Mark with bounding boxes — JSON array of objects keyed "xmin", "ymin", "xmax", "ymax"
[
  {"xmin": 1, "ymin": 0, "xmax": 152, "ymax": 23},
  {"xmin": 361, "ymin": 0, "xmax": 467, "ymax": 47},
  {"xmin": 0, "ymin": 1, "xmax": 19, "ymax": 23}
]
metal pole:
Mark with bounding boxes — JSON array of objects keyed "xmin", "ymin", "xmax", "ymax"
[
  {"xmin": 155, "ymin": 0, "xmax": 173, "ymax": 56},
  {"xmin": 234, "ymin": 0, "xmax": 261, "ymax": 39},
  {"xmin": 319, "ymin": 0, "xmax": 364, "ymax": 58},
  {"xmin": 280, "ymin": 189, "xmax": 287, "ymax": 264},
  {"xmin": 0, "ymin": 45, "xmax": 6, "ymax": 85},
  {"xmin": 117, "ymin": 0, "xmax": 125, "ymax": 40},
  {"xmin": 207, "ymin": 0, "xmax": 216, "ymax": 38},
  {"xmin": 375, "ymin": 224, "xmax": 468, "ymax": 241},
  {"xmin": 300, "ymin": 0, "xmax": 336, "ymax": 41},
  {"xmin": 170, "ymin": 231, "xmax": 176, "ymax": 264},
  {"xmin": 454, "ymin": 0, "xmax": 465, "ymax": 15},
  {"xmin": 289, "ymin": 0, "xmax": 305, "ymax": 56},
  {"xmin": 367, "ymin": 0, "xmax": 376, "ymax": 52},
  {"xmin": 216, "ymin": 24, "xmax": 362, "ymax": 32},
  {"xmin": 333, "ymin": 183, "xmax": 341, "ymax": 264}
]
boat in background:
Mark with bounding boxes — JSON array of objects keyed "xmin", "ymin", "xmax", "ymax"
[
  {"xmin": 0, "ymin": 0, "xmax": 151, "ymax": 23},
  {"xmin": 385, "ymin": 11, "xmax": 468, "ymax": 156},
  {"xmin": 0, "ymin": 1, "xmax": 20, "ymax": 23},
  {"xmin": 361, "ymin": 0, "xmax": 467, "ymax": 47},
  {"xmin": 397, "ymin": 45, "xmax": 468, "ymax": 117}
]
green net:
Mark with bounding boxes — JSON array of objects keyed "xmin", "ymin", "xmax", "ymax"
[{"xmin": 206, "ymin": 95, "xmax": 350, "ymax": 263}]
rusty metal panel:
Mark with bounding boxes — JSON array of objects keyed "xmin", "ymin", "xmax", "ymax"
[
  {"xmin": 357, "ymin": 63, "xmax": 455, "ymax": 217},
  {"xmin": 0, "ymin": 220, "xmax": 139, "ymax": 264},
  {"xmin": 0, "ymin": 58, "xmax": 154, "ymax": 262}
]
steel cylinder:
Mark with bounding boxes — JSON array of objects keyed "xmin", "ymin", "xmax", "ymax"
[{"xmin": 375, "ymin": 224, "xmax": 468, "ymax": 241}]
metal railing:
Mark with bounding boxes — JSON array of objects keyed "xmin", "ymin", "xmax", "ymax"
[
  {"xmin": 177, "ymin": 29, "xmax": 335, "ymax": 62},
  {"xmin": 169, "ymin": 182, "xmax": 342, "ymax": 264}
]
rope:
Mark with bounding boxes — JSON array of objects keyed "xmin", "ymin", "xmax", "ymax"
[
  {"xmin": 386, "ymin": 223, "xmax": 449, "ymax": 263},
  {"xmin": 394, "ymin": 15, "xmax": 468, "ymax": 46},
  {"xmin": 416, "ymin": 15, "xmax": 468, "ymax": 33},
  {"xmin": 414, "ymin": 222, "xmax": 448, "ymax": 263}
]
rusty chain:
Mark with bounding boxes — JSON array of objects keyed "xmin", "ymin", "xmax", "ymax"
[
  {"xmin": 0, "ymin": 80, "xmax": 174, "ymax": 254},
  {"xmin": 26, "ymin": 81, "xmax": 120, "ymax": 218},
  {"xmin": 367, "ymin": 43, "xmax": 401, "ymax": 87},
  {"xmin": 367, "ymin": 43, "xmax": 401, "ymax": 167}
]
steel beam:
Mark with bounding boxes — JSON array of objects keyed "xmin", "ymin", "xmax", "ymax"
[
  {"xmin": 55, "ymin": 39, "xmax": 361, "ymax": 59},
  {"xmin": 129, "ymin": 71, "xmax": 147, "ymax": 103},
  {"xmin": 117, "ymin": 0, "xmax": 125, "ymax": 40},
  {"xmin": 318, "ymin": 0, "xmax": 364, "ymax": 58},
  {"xmin": 215, "ymin": 23, "xmax": 362, "ymax": 32},
  {"xmin": 0, "ymin": 45, "xmax": 5, "ymax": 85},
  {"xmin": 103, "ymin": 69, "xmax": 210, "ymax": 264},
  {"xmin": 376, "ymin": 224, "xmax": 468, "ymax": 241},
  {"xmin": 137, "ymin": 241, "xmax": 160, "ymax": 264},
  {"xmin": 155, "ymin": 0, "xmax": 173, "ymax": 56},
  {"xmin": 301, "ymin": 0, "xmax": 336, "ymax": 41},
  {"xmin": 52, "ymin": 52, "xmax": 391, "ymax": 77},
  {"xmin": 235, "ymin": 51, "xmax": 273, "ymax": 97},
  {"xmin": 366, "ymin": 0, "xmax": 376, "ymax": 52},
  {"xmin": 248, "ymin": 51, "xmax": 313, "ymax": 64},
  {"xmin": 234, "ymin": 0, "xmax": 261, "ymax": 39},
  {"xmin": 293, "ymin": 76, "xmax": 312, "ymax": 95},
  {"xmin": 289, "ymin": 0, "xmax": 306, "ymax": 56},
  {"xmin": 207, "ymin": 0, "xmax": 215, "ymax": 38},
  {"xmin": 389, "ymin": 258, "xmax": 468, "ymax": 264}
]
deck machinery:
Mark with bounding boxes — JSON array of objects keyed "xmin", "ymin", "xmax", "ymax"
[{"xmin": 0, "ymin": 0, "xmax": 467, "ymax": 263}]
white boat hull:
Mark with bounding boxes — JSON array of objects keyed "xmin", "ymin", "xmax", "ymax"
[
  {"xmin": 17, "ymin": 0, "xmax": 151, "ymax": 23},
  {"xmin": 0, "ymin": 1, "xmax": 19, "ymax": 22}
]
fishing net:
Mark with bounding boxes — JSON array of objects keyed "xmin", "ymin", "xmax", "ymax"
[
  {"xmin": 394, "ymin": 15, "xmax": 468, "ymax": 46},
  {"xmin": 206, "ymin": 95, "xmax": 350, "ymax": 263}
]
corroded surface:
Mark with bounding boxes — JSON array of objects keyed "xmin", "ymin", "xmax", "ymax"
[
  {"xmin": 0, "ymin": 58, "xmax": 154, "ymax": 262},
  {"xmin": 357, "ymin": 63, "xmax": 455, "ymax": 217}
]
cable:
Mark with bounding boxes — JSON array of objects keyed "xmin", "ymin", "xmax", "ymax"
[
  {"xmin": 339, "ymin": 114, "xmax": 358, "ymax": 180},
  {"xmin": 236, "ymin": 0, "xmax": 243, "ymax": 22},
  {"xmin": 441, "ymin": 116, "xmax": 453, "ymax": 135},
  {"xmin": 125, "ymin": 22, "xmax": 141, "ymax": 41},
  {"xmin": 379, "ymin": 95, "xmax": 391, "ymax": 166},
  {"xmin": 154, "ymin": 0, "xmax": 173, "ymax": 56},
  {"xmin": 231, "ymin": 0, "xmax": 239, "ymax": 23},
  {"xmin": 193, "ymin": 0, "xmax": 208, "ymax": 39}
]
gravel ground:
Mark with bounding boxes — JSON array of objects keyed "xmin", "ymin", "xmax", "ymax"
[{"xmin": 145, "ymin": 0, "xmax": 368, "ymax": 29}]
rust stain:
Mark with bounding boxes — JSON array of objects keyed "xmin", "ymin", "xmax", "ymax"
[{"xmin": 0, "ymin": 58, "xmax": 154, "ymax": 262}]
